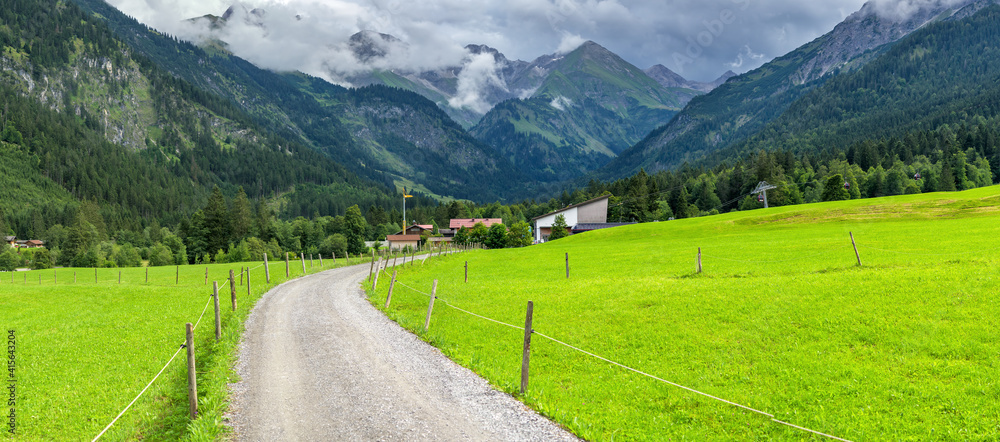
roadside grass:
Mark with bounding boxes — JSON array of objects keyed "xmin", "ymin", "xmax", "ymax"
[
  {"xmin": 1, "ymin": 253, "xmax": 353, "ymax": 441},
  {"xmin": 366, "ymin": 186, "xmax": 1000, "ymax": 441}
]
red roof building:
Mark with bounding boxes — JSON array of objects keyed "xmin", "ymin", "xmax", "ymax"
[{"xmin": 449, "ymin": 218, "xmax": 503, "ymax": 229}]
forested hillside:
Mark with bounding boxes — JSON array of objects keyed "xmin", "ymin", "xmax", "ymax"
[
  {"xmin": 0, "ymin": 0, "xmax": 394, "ymax": 239},
  {"xmin": 69, "ymin": 0, "xmax": 519, "ymax": 202}
]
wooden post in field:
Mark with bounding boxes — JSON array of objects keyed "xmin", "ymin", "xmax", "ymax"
[
  {"xmin": 239, "ymin": 267, "xmax": 244, "ymax": 286},
  {"xmin": 95, "ymin": 268, "xmax": 98, "ymax": 283},
  {"xmin": 300, "ymin": 253, "xmax": 306, "ymax": 274},
  {"xmin": 465, "ymin": 261, "xmax": 468, "ymax": 283},
  {"xmin": 246, "ymin": 268, "xmax": 251, "ymax": 298},
  {"xmin": 285, "ymin": 252, "xmax": 290, "ymax": 277},
  {"xmin": 332, "ymin": 253, "xmax": 336, "ymax": 266},
  {"xmin": 264, "ymin": 253, "xmax": 271, "ymax": 283},
  {"xmin": 146, "ymin": 267, "xmax": 149, "ymax": 284},
  {"xmin": 185, "ymin": 322, "xmax": 197, "ymax": 419},
  {"xmin": 74, "ymin": 272, "xmax": 76, "ymax": 283},
  {"xmin": 368, "ymin": 252, "xmax": 376, "ymax": 282},
  {"xmin": 423, "ymin": 280, "xmax": 438, "ymax": 332},
  {"xmin": 697, "ymin": 248, "xmax": 703, "ymax": 273},
  {"xmin": 204, "ymin": 267, "xmax": 208, "ymax": 285},
  {"xmin": 393, "ymin": 253, "xmax": 398, "ymax": 268},
  {"xmin": 520, "ymin": 300, "xmax": 534, "ymax": 395},
  {"xmin": 850, "ymin": 232, "xmax": 862, "ymax": 267},
  {"xmin": 229, "ymin": 270, "xmax": 237, "ymax": 311},
  {"xmin": 213, "ymin": 282, "xmax": 221, "ymax": 342},
  {"xmin": 346, "ymin": 253, "xmax": 350, "ymax": 265},
  {"xmin": 372, "ymin": 258, "xmax": 382, "ymax": 291},
  {"xmin": 309, "ymin": 254, "xmax": 313, "ymax": 268},
  {"xmin": 565, "ymin": 252, "xmax": 570, "ymax": 279},
  {"xmin": 176, "ymin": 266, "xmax": 179, "ymax": 285},
  {"xmin": 118, "ymin": 271, "xmax": 121, "ymax": 284},
  {"xmin": 319, "ymin": 254, "xmax": 323, "ymax": 267},
  {"xmin": 384, "ymin": 270, "xmax": 397, "ymax": 309}
]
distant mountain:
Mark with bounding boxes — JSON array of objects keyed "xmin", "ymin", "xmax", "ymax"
[
  {"xmin": 644, "ymin": 66, "xmax": 735, "ymax": 93},
  {"xmin": 601, "ymin": 0, "xmax": 981, "ymax": 178},
  {"xmin": 71, "ymin": 0, "xmax": 521, "ymax": 202},
  {"xmin": 469, "ymin": 41, "xmax": 698, "ymax": 182}
]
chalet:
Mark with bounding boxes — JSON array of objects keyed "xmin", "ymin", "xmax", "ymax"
[
  {"xmin": 385, "ymin": 224, "xmax": 433, "ymax": 251},
  {"xmin": 531, "ymin": 195, "xmax": 612, "ymax": 243},
  {"xmin": 5, "ymin": 236, "xmax": 15, "ymax": 247},
  {"xmin": 23, "ymin": 240, "xmax": 44, "ymax": 248},
  {"xmin": 449, "ymin": 218, "xmax": 503, "ymax": 229}
]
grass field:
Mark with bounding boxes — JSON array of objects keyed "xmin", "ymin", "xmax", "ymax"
[
  {"xmin": 366, "ymin": 186, "xmax": 1000, "ymax": 441},
  {"xmin": 1, "ymin": 252, "xmax": 357, "ymax": 441}
]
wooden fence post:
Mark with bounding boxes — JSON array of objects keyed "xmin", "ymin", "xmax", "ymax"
[
  {"xmin": 332, "ymin": 253, "xmax": 336, "ymax": 266},
  {"xmin": 74, "ymin": 272, "xmax": 76, "ymax": 283},
  {"xmin": 319, "ymin": 254, "xmax": 323, "ymax": 267},
  {"xmin": 423, "ymin": 280, "xmax": 438, "ymax": 332},
  {"xmin": 465, "ymin": 261, "xmax": 468, "ymax": 283},
  {"xmin": 213, "ymin": 282, "xmax": 221, "ymax": 342},
  {"xmin": 384, "ymin": 270, "xmax": 398, "ymax": 309},
  {"xmin": 185, "ymin": 322, "xmax": 197, "ymax": 419},
  {"xmin": 95, "ymin": 268, "xmax": 98, "ymax": 283},
  {"xmin": 565, "ymin": 252, "xmax": 570, "ymax": 279},
  {"xmin": 300, "ymin": 253, "xmax": 306, "ymax": 274},
  {"xmin": 521, "ymin": 300, "xmax": 534, "ymax": 395},
  {"xmin": 368, "ymin": 252, "xmax": 376, "ymax": 282},
  {"xmin": 285, "ymin": 252, "xmax": 290, "ymax": 277},
  {"xmin": 372, "ymin": 258, "xmax": 382, "ymax": 291},
  {"xmin": 264, "ymin": 253, "xmax": 271, "ymax": 283},
  {"xmin": 204, "ymin": 267, "xmax": 208, "ymax": 285},
  {"xmin": 850, "ymin": 232, "xmax": 862, "ymax": 267},
  {"xmin": 118, "ymin": 271, "xmax": 121, "ymax": 284},
  {"xmin": 310, "ymin": 254, "xmax": 314, "ymax": 268},
  {"xmin": 697, "ymin": 247, "xmax": 703, "ymax": 273},
  {"xmin": 246, "ymin": 268, "xmax": 251, "ymax": 298},
  {"xmin": 239, "ymin": 267, "xmax": 244, "ymax": 286},
  {"xmin": 176, "ymin": 266, "xmax": 179, "ymax": 285},
  {"xmin": 229, "ymin": 270, "xmax": 237, "ymax": 311}
]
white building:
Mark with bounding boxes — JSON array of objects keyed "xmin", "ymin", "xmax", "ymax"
[{"xmin": 531, "ymin": 195, "xmax": 611, "ymax": 243}]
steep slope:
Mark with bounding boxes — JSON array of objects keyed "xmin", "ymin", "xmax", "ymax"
[
  {"xmin": 470, "ymin": 42, "xmax": 694, "ymax": 182},
  {"xmin": 286, "ymin": 74, "xmax": 525, "ymax": 200},
  {"xmin": 644, "ymin": 65, "xmax": 735, "ymax": 93},
  {"xmin": 601, "ymin": 0, "xmax": 976, "ymax": 178},
  {"xmin": 70, "ymin": 0, "xmax": 518, "ymax": 202},
  {"xmin": 0, "ymin": 0, "xmax": 395, "ymax": 229},
  {"xmin": 721, "ymin": 3, "xmax": 1000, "ymax": 170}
]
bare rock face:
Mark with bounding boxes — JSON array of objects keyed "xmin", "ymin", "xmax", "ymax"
[
  {"xmin": 790, "ymin": 0, "xmax": 975, "ymax": 85},
  {"xmin": 348, "ymin": 31, "xmax": 402, "ymax": 63},
  {"xmin": 645, "ymin": 65, "xmax": 735, "ymax": 93}
]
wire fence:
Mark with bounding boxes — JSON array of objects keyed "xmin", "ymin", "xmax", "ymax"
[
  {"xmin": 89, "ymin": 256, "xmax": 333, "ymax": 441},
  {"xmin": 381, "ymin": 264, "xmax": 855, "ymax": 440}
]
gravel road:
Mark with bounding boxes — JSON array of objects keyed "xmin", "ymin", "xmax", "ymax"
[{"xmin": 227, "ymin": 261, "xmax": 578, "ymax": 441}]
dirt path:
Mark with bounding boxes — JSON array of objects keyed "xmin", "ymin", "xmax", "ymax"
[{"xmin": 227, "ymin": 262, "xmax": 578, "ymax": 441}]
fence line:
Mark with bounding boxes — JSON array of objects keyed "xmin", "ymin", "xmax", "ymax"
[
  {"xmin": 92, "ymin": 286, "xmax": 219, "ymax": 441},
  {"xmin": 378, "ymin": 268, "xmax": 853, "ymax": 441}
]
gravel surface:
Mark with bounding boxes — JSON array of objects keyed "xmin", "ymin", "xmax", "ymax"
[{"xmin": 227, "ymin": 261, "xmax": 579, "ymax": 441}]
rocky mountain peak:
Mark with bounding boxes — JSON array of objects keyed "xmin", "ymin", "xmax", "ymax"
[{"xmin": 349, "ymin": 31, "xmax": 403, "ymax": 63}]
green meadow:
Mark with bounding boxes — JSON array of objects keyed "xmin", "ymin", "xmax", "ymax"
[
  {"xmin": 1, "ymin": 254, "xmax": 349, "ymax": 441},
  {"xmin": 367, "ymin": 186, "xmax": 1000, "ymax": 441}
]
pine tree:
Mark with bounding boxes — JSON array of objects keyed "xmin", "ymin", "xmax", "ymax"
[
  {"xmin": 548, "ymin": 215, "xmax": 570, "ymax": 241},
  {"xmin": 202, "ymin": 186, "xmax": 231, "ymax": 256},
  {"xmin": 231, "ymin": 187, "xmax": 252, "ymax": 241}
]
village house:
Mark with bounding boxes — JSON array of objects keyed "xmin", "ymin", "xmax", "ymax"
[
  {"xmin": 5, "ymin": 236, "xmax": 15, "ymax": 247},
  {"xmin": 385, "ymin": 224, "xmax": 433, "ymax": 251},
  {"xmin": 531, "ymin": 195, "xmax": 632, "ymax": 243}
]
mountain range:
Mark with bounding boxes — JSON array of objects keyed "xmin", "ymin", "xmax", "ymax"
[{"xmin": 2, "ymin": 0, "xmax": 999, "ymax": 233}]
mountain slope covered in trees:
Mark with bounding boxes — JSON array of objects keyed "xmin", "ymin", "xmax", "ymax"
[
  {"xmin": 69, "ymin": 0, "xmax": 519, "ymax": 201},
  {"xmin": 600, "ymin": 0, "xmax": 986, "ymax": 179}
]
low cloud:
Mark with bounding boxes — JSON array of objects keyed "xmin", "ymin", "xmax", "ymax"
[
  {"xmin": 726, "ymin": 45, "xmax": 766, "ymax": 69},
  {"xmin": 867, "ymin": 0, "xmax": 965, "ymax": 21},
  {"xmin": 448, "ymin": 52, "xmax": 508, "ymax": 114},
  {"xmin": 550, "ymin": 95, "xmax": 573, "ymax": 111},
  {"xmin": 556, "ymin": 33, "xmax": 587, "ymax": 54},
  {"xmin": 107, "ymin": 0, "xmax": 873, "ymax": 86}
]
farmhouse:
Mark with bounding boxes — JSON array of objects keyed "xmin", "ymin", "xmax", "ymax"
[
  {"xmin": 385, "ymin": 224, "xmax": 433, "ymax": 251},
  {"xmin": 449, "ymin": 218, "xmax": 503, "ymax": 229},
  {"xmin": 5, "ymin": 236, "xmax": 15, "ymax": 247},
  {"xmin": 531, "ymin": 195, "xmax": 612, "ymax": 243}
]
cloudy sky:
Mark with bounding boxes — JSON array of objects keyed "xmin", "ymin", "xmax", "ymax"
[{"xmin": 107, "ymin": 0, "xmax": 878, "ymax": 82}]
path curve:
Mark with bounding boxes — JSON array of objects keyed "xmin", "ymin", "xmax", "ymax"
[{"xmin": 227, "ymin": 262, "xmax": 578, "ymax": 441}]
